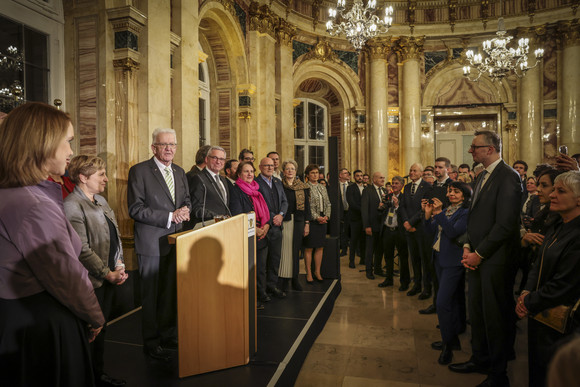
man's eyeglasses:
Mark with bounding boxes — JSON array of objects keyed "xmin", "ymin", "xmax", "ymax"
[
  {"xmin": 208, "ymin": 155, "xmax": 226, "ymax": 162},
  {"xmin": 154, "ymin": 143, "xmax": 177, "ymax": 148},
  {"xmin": 262, "ymin": 164, "xmax": 274, "ymax": 168},
  {"xmin": 243, "ymin": 157, "xmax": 255, "ymax": 162},
  {"xmin": 469, "ymin": 144, "xmax": 491, "ymax": 151}
]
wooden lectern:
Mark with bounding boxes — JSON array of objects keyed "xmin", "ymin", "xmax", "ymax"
[{"xmin": 168, "ymin": 214, "xmax": 256, "ymax": 378}]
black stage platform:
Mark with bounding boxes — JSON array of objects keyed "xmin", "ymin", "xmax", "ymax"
[{"xmin": 104, "ymin": 276, "xmax": 341, "ymax": 387}]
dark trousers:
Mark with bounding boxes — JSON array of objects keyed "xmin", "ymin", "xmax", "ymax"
[
  {"xmin": 340, "ymin": 210, "xmax": 349, "ymax": 253},
  {"xmin": 468, "ymin": 263, "xmax": 515, "ymax": 377},
  {"xmin": 406, "ymin": 230, "xmax": 428, "ymax": 289},
  {"xmin": 348, "ymin": 220, "xmax": 365, "ymax": 264},
  {"xmin": 138, "ymin": 250, "xmax": 177, "ymax": 350},
  {"xmin": 92, "ymin": 282, "xmax": 115, "ymax": 377},
  {"xmin": 382, "ymin": 227, "xmax": 409, "ymax": 285},
  {"xmin": 527, "ymin": 318, "xmax": 567, "ymax": 387},
  {"xmin": 292, "ymin": 220, "xmax": 305, "ymax": 279},
  {"xmin": 257, "ymin": 226, "xmax": 282, "ymax": 295},
  {"xmin": 434, "ymin": 255, "xmax": 465, "ymax": 344},
  {"xmin": 365, "ymin": 230, "xmax": 383, "ymax": 274}
]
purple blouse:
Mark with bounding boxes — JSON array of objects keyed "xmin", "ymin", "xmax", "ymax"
[{"xmin": 0, "ymin": 180, "xmax": 105, "ymax": 327}]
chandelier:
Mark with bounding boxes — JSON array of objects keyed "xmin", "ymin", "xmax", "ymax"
[
  {"xmin": 0, "ymin": 46, "xmax": 23, "ymax": 72},
  {"xmin": 326, "ymin": 0, "xmax": 394, "ymax": 51},
  {"xmin": 463, "ymin": 8, "xmax": 543, "ymax": 81}
]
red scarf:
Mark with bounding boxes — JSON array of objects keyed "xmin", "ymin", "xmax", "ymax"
[{"xmin": 235, "ymin": 178, "xmax": 270, "ymax": 226}]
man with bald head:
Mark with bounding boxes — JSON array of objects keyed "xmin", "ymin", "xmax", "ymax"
[
  {"xmin": 399, "ymin": 163, "xmax": 434, "ymax": 298},
  {"xmin": 255, "ymin": 156, "xmax": 288, "ymax": 301},
  {"xmin": 361, "ymin": 171, "xmax": 387, "ymax": 279}
]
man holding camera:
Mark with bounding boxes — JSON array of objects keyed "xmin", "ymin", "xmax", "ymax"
[{"xmin": 378, "ymin": 176, "xmax": 409, "ymax": 290}]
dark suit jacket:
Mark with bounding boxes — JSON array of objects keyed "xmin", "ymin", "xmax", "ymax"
[
  {"xmin": 467, "ymin": 160, "xmax": 522, "ymax": 263},
  {"xmin": 346, "ymin": 183, "xmax": 364, "ymax": 222},
  {"xmin": 256, "ymin": 174, "xmax": 289, "ymax": 226},
  {"xmin": 424, "ymin": 207, "xmax": 469, "ymax": 267},
  {"xmin": 128, "ymin": 157, "xmax": 191, "ymax": 256},
  {"xmin": 187, "ymin": 168, "xmax": 231, "ymax": 225},
  {"xmin": 399, "ymin": 179, "xmax": 433, "ymax": 228},
  {"xmin": 431, "ymin": 177, "xmax": 453, "ymax": 207},
  {"xmin": 361, "ymin": 185, "xmax": 386, "ymax": 232}
]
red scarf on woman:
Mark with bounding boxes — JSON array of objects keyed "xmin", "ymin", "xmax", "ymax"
[{"xmin": 235, "ymin": 178, "xmax": 270, "ymax": 226}]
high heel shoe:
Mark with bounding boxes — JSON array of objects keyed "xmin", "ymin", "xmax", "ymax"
[
  {"xmin": 315, "ymin": 274, "xmax": 324, "ymax": 282},
  {"xmin": 306, "ymin": 275, "xmax": 314, "ymax": 284}
]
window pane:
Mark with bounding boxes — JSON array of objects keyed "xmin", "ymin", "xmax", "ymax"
[
  {"xmin": 309, "ymin": 145, "xmax": 325, "ymax": 176},
  {"xmin": 294, "ymin": 102, "xmax": 304, "ymax": 139},
  {"xmin": 308, "ymin": 102, "xmax": 325, "ymax": 140},
  {"xmin": 295, "ymin": 145, "xmax": 305, "ymax": 179}
]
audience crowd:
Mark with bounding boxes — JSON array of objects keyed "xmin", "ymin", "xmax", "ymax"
[{"xmin": 1, "ymin": 103, "xmax": 580, "ymax": 387}]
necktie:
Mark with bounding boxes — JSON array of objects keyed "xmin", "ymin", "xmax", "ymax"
[
  {"xmin": 215, "ymin": 175, "xmax": 226, "ymax": 202},
  {"xmin": 411, "ymin": 182, "xmax": 416, "ymax": 196},
  {"xmin": 164, "ymin": 167, "xmax": 175, "ymax": 203},
  {"xmin": 342, "ymin": 183, "xmax": 349, "ymax": 210},
  {"xmin": 472, "ymin": 170, "xmax": 488, "ymax": 207}
]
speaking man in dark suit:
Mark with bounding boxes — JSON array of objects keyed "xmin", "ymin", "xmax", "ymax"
[
  {"xmin": 256, "ymin": 157, "xmax": 289, "ymax": 301},
  {"xmin": 361, "ymin": 172, "xmax": 387, "ymax": 279},
  {"xmin": 187, "ymin": 146, "xmax": 231, "ymax": 227},
  {"xmin": 346, "ymin": 170, "xmax": 366, "ymax": 268},
  {"xmin": 398, "ymin": 163, "xmax": 434, "ymax": 299},
  {"xmin": 449, "ymin": 130, "xmax": 522, "ymax": 387},
  {"xmin": 128, "ymin": 128, "xmax": 191, "ymax": 361}
]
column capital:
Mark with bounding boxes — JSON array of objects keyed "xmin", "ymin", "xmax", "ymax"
[
  {"xmin": 249, "ymin": 2, "xmax": 277, "ymax": 39},
  {"xmin": 276, "ymin": 19, "xmax": 296, "ymax": 47},
  {"xmin": 557, "ymin": 19, "xmax": 580, "ymax": 49},
  {"xmin": 398, "ymin": 36, "xmax": 425, "ymax": 62},
  {"xmin": 365, "ymin": 37, "xmax": 391, "ymax": 60},
  {"xmin": 107, "ymin": 5, "xmax": 147, "ymax": 35},
  {"xmin": 113, "ymin": 57, "xmax": 140, "ymax": 73}
]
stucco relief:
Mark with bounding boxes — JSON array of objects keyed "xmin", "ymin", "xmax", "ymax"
[{"xmin": 434, "ymin": 78, "xmax": 495, "ymax": 105}]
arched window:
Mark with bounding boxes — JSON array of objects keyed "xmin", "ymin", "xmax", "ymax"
[
  {"xmin": 294, "ymin": 98, "xmax": 328, "ymax": 178},
  {"xmin": 198, "ymin": 47, "xmax": 210, "ymax": 147}
]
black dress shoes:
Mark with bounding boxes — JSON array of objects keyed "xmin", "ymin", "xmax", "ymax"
[
  {"xmin": 291, "ymin": 278, "xmax": 303, "ymax": 291},
  {"xmin": 144, "ymin": 346, "xmax": 172, "ymax": 362},
  {"xmin": 419, "ymin": 304, "xmax": 436, "ymax": 314},
  {"xmin": 366, "ymin": 272, "xmax": 375, "ymax": 280},
  {"xmin": 258, "ymin": 293, "xmax": 271, "ymax": 302},
  {"xmin": 438, "ymin": 346, "xmax": 453, "ymax": 365},
  {"xmin": 418, "ymin": 291, "xmax": 432, "ymax": 300},
  {"xmin": 448, "ymin": 360, "xmax": 488, "ymax": 374},
  {"xmin": 98, "ymin": 373, "xmax": 126, "ymax": 387},
  {"xmin": 348, "ymin": 261, "xmax": 356, "ymax": 268},
  {"xmin": 378, "ymin": 280, "xmax": 393, "ymax": 288},
  {"xmin": 476, "ymin": 375, "xmax": 510, "ymax": 387},
  {"xmin": 431, "ymin": 338, "xmax": 461, "ymax": 351},
  {"xmin": 269, "ymin": 288, "xmax": 286, "ymax": 298},
  {"xmin": 398, "ymin": 284, "xmax": 409, "ymax": 291},
  {"xmin": 407, "ymin": 287, "xmax": 421, "ymax": 296}
]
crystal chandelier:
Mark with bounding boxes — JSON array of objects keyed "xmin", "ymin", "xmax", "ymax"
[
  {"xmin": 326, "ymin": 0, "xmax": 394, "ymax": 51},
  {"xmin": 0, "ymin": 46, "xmax": 23, "ymax": 72},
  {"xmin": 463, "ymin": 6, "xmax": 543, "ymax": 81}
]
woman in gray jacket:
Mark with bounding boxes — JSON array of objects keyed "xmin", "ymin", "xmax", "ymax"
[{"xmin": 64, "ymin": 155, "xmax": 128, "ymax": 387}]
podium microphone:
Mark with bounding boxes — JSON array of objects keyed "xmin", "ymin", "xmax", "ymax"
[{"xmin": 201, "ymin": 183, "xmax": 207, "ymax": 227}]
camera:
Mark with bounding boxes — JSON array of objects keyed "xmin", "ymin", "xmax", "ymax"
[{"xmin": 382, "ymin": 192, "xmax": 394, "ymax": 208}]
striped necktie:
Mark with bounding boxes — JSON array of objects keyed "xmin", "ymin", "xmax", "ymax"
[{"xmin": 164, "ymin": 167, "xmax": 175, "ymax": 203}]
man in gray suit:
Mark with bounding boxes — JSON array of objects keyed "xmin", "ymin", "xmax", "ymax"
[{"xmin": 128, "ymin": 128, "xmax": 191, "ymax": 361}]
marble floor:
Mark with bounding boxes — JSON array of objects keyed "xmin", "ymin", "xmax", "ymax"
[{"xmin": 295, "ymin": 256, "xmax": 529, "ymax": 387}]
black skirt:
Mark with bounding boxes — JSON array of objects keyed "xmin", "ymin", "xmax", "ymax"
[
  {"xmin": 0, "ymin": 291, "xmax": 95, "ymax": 387},
  {"xmin": 303, "ymin": 222, "xmax": 327, "ymax": 248}
]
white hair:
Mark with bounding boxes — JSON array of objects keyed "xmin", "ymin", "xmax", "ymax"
[
  {"xmin": 151, "ymin": 128, "xmax": 177, "ymax": 144},
  {"xmin": 554, "ymin": 171, "xmax": 580, "ymax": 198}
]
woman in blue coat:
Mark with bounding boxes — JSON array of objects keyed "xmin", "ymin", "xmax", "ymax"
[{"xmin": 423, "ymin": 181, "xmax": 472, "ymax": 365}]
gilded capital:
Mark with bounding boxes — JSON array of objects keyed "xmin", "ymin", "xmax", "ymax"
[
  {"xmin": 366, "ymin": 37, "xmax": 391, "ymax": 60},
  {"xmin": 276, "ymin": 19, "xmax": 296, "ymax": 47},
  {"xmin": 557, "ymin": 19, "xmax": 580, "ymax": 49},
  {"xmin": 249, "ymin": 2, "xmax": 277, "ymax": 38},
  {"xmin": 113, "ymin": 57, "xmax": 140, "ymax": 73},
  {"xmin": 398, "ymin": 36, "xmax": 425, "ymax": 62}
]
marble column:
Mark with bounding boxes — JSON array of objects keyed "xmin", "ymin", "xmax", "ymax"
[
  {"xmin": 352, "ymin": 107, "xmax": 366, "ymax": 173},
  {"xmin": 558, "ymin": 20, "xmax": 580, "ymax": 154},
  {"xmin": 518, "ymin": 28, "xmax": 543, "ymax": 168},
  {"xmin": 248, "ymin": 2, "xmax": 277, "ymax": 159},
  {"xmin": 399, "ymin": 36, "xmax": 424, "ymax": 172},
  {"xmin": 366, "ymin": 38, "xmax": 390, "ymax": 175},
  {"xmin": 276, "ymin": 19, "xmax": 296, "ymax": 161}
]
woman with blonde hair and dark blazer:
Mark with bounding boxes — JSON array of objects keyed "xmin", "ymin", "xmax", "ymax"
[{"xmin": 64, "ymin": 155, "xmax": 128, "ymax": 387}]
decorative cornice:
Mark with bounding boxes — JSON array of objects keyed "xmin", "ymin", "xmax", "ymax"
[
  {"xmin": 365, "ymin": 37, "xmax": 391, "ymax": 60},
  {"xmin": 304, "ymin": 40, "xmax": 340, "ymax": 62},
  {"xmin": 276, "ymin": 18, "xmax": 296, "ymax": 46},
  {"xmin": 398, "ymin": 36, "xmax": 425, "ymax": 61},
  {"xmin": 249, "ymin": 2, "xmax": 277, "ymax": 38},
  {"xmin": 557, "ymin": 19, "xmax": 580, "ymax": 49},
  {"xmin": 107, "ymin": 5, "xmax": 147, "ymax": 35}
]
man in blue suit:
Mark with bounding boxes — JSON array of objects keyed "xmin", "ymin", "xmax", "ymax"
[
  {"xmin": 256, "ymin": 157, "xmax": 289, "ymax": 302},
  {"xmin": 128, "ymin": 128, "xmax": 191, "ymax": 361}
]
